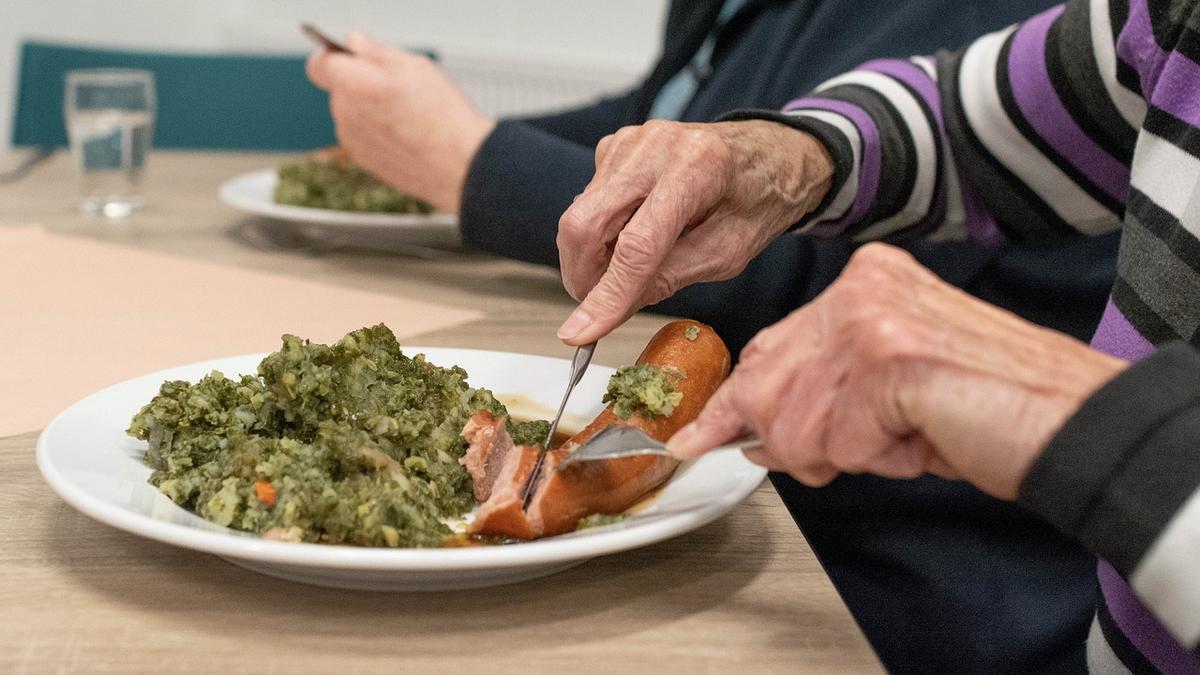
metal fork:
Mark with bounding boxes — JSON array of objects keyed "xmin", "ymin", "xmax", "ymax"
[{"xmin": 556, "ymin": 425, "xmax": 763, "ymax": 471}]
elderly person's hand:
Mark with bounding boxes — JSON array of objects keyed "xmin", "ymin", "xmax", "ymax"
[
  {"xmin": 306, "ymin": 32, "xmax": 495, "ymax": 214},
  {"xmin": 555, "ymin": 120, "xmax": 834, "ymax": 344},
  {"xmin": 667, "ymin": 243, "xmax": 1128, "ymax": 500}
]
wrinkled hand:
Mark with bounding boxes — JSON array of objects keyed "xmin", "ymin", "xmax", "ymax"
[
  {"xmin": 667, "ymin": 244, "xmax": 1127, "ymax": 500},
  {"xmin": 307, "ymin": 32, "xmax": 495, "ymax": 213},
  {"xmin": 555, "ymin": 120, "xmax": 833, "ymax": 344}
]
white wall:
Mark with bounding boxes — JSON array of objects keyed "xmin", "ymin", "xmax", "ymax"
[{"xmin": 1, "ymin": 0, "xmax": 669, "ymax": 148}]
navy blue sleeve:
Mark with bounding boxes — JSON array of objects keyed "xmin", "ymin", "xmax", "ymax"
[
  {"xmin": 457, "ymin": 120, "xmax": 595, "ymax": 267},
  {"xmin": 512, "ymin": 90, "xmax": 640, "ymax": 147},
  {"xmin": 458, "ymin": 90, "xmax": 642, "ymax": 266}
]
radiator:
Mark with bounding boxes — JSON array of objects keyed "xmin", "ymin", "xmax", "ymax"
[{"xmin": 439, "ymin": 51, "xmax": 640, "ymax": 118}]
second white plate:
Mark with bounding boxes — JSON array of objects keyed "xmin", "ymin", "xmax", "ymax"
[{"xmin": 219, "ymin": 168, "xmax": 458, "ymax": 231}]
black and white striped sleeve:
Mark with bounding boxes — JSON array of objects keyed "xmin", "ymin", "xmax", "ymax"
[{"xmin": 1019, "ymin": 341, "xmax": 1200, "ymax": 650}]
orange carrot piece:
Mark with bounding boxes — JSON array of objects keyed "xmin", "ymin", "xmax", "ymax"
[{"xmin": 254, "ymin": 480, "xmax": 277, "ymax": 508}]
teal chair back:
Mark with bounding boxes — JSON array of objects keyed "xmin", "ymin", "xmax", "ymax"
[{"xmin": 13, "ymin": 41, "xmax": 336, "ymax": 150}]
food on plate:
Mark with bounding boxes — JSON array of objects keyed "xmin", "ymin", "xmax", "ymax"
[
  {"xmin": 465, "ymin": 320, "xmax": 731, "ymax": 539},
  {"xmin": 603, "ymin": 364, "xmax": 685, "ymax": 420},
  {"xmin": 126, "ymin": 320, "xmax": 730, "ymax": 547},
  {"xmin": 126, "ymin": 324, "xmax": 544, "ymax": 547},
  {"xmin": 273, "ymin": 147, "xmax": 433, "ymax": 214},
  {"xmin": 574, "ymin": 513, "xmax": 625, "ymax": 531}
]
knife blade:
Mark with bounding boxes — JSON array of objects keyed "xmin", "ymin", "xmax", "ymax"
[{"xmin": 521, "ymin": 341, "xmax": 597, "ymax": 508}]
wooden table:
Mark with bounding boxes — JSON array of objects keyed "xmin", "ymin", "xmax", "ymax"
[{"xmin": 0, "ymin": 151, "xmax": 880, "ymax": 673}]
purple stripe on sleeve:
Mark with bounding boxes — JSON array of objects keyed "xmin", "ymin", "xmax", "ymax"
[
  {"xmin": 1089, "ymin": 297, "xmax": 1155, "ymax": 360},
  {"xmin": 861, "ymin": 59, "xmax": 942, "ymax": 119},
  {"xmin": 1149, "ymin": 50, "xmax": 1200, "ymax": 128},
  {"xmin": 783, "ymin": 97, "xmax": 881, "ymax": 235},
  {"xmin": 1009, "ymin": 5, "xmax": 1131, "ymax": 203},
  {"xmin": 1098, "ymin": 562, "xmax": 1200, "ymax": 672},
  {"xmin": 859, "ymin": 59, "xmax": 1004, "ymax": 243},
  {"xmin": 860, "ymin": 59, "xmax": 947, "ymax": 238},
  {"xmin": 959, "ymin": 179, "xmax": 1004, "ymax": 246},
  {"xmin": 1115, "ymin": 0, "xmax": 1172, "ymax": 98}
]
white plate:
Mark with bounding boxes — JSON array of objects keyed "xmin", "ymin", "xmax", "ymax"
[
  {"xmin": 218, "ymin": 168, "xmax": 458, "ymax": 231},
  {"xmin": 36, "ymin": 348, "xmax": 765, "ymax": 591}
]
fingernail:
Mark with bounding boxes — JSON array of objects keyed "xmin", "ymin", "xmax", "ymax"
[
  {"xmin": 666, "ymin": 423, "xmax": 700, "ymax": 458},
  {"xmin": 557, "ymin": 308, "xmax": 592, "ymax": 340}
]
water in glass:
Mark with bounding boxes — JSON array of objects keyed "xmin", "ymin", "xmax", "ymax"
[{"xmin": 64, "ymin": 70, "xmax": 155, "ymax": 217}]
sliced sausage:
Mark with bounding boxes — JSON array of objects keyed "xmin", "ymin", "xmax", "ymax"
[{"xmin": 468, "ymin": 320, "xmax": 730, "ymax": 539}]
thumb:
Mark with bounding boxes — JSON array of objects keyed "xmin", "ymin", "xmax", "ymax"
[
  {"xmin": 666, "ymin": 378, "xmax": 748, "ymax": 459},
  {"xmin": 306, "ymin": 49, "xmax": 335, "ymax": 90}
]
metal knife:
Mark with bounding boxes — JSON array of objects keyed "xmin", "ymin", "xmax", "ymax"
[{"xmin": 521, "ymin": 341, "xmax": 597, "ymax": 508}]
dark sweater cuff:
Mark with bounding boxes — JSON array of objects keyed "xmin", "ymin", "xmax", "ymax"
[
  {"xmin": 716, "ymin": 108, "xmax": 854, "ymax": 230},
  {"xmin": 1018, "ymin": 342, "xmax": 1200, "ymax": 575},
  {"xmin": 459, "ymin": 120, "xmax": 596, "ymax": 268}
]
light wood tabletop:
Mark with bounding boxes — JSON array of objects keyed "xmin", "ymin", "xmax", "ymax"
[{"xmin": 0, "ymin": 151, "xmax": 881, "ymax": 673}]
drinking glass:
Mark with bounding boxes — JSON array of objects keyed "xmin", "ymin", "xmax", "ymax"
[{"xmin": 64, "ymin": 69, "xmax": 156, "ymax": 217}]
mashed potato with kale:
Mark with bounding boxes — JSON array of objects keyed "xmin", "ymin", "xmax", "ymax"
[
  {"xmin": 127, "ymin": 325, "xmax": 546, "ymax": 547},
  {"xmin": 273, "ymin": 152, "xmax": 433, "ymax": 214},
  {"xmin": 602, "ymin": 364, "xmax": 685, "ymax": 420}
]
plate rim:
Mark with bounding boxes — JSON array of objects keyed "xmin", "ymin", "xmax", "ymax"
[
  {"xmin": 218, "ymin": 168, "xmax": 459, "ymax": 230},
  {"xmin": 36, "ymin": 347, "xmax": 766, "ymax": 571}
]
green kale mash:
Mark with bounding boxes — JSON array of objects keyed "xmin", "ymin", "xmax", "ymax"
[
  {"xmin": 575, "ymin": 513, "xmax": 625, "ymax": 531},
  {"xmin": 274, "ymin": 157, "xmax": 433, "ymax": 214},
  {"xmin": 602, "ymin": 364, "xmax": 686, "ymax": 420},
  {"xmin": 127, "ymin": 324, "xmax": 543, "ymax": 548}
]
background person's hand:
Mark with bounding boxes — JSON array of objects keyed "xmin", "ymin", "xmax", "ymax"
[
  {"xmin": 306, "ymin": 32, "xmax": 495, "ymax": 214},
  {"xmin": 667, "ymin": 243, "xmax": 1128, "ymax": 500},
  {"xmin": 555, "ymin": 120, "xmax": 834, "ymax": 345}
]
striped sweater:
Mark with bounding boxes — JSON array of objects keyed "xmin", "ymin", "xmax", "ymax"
[{"xmin": 733, "ymin": 0, "xmax": 1200, "ymax": 671}]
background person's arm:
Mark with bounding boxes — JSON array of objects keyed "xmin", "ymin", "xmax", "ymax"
[
  {"xmin": 515, "ymin": 91, "xmax": 641, "ymax": 147},
  {"xmin": 458, "ymin": 92, "xmax": 640, "ymax": 267},
  {"xmin": 305, "ymin": 32, "xmax": 649, "ymax": 268},
  {"xmin": 307, "ymin": 33, "xmax": 496, "ymax": 214}
]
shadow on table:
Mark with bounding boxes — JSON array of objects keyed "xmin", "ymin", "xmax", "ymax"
[
  {"xmin": 226, "ymin": 217, "xmax": 570, "ymax": 305},
  {"xmin": 44, "ymin": 500, "xmax": 771, "ymax": 655}
]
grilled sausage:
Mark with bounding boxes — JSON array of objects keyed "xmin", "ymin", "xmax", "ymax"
[{"xmin": 467, "ymin": 320, "xmax": 730, "ymax": 539}]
